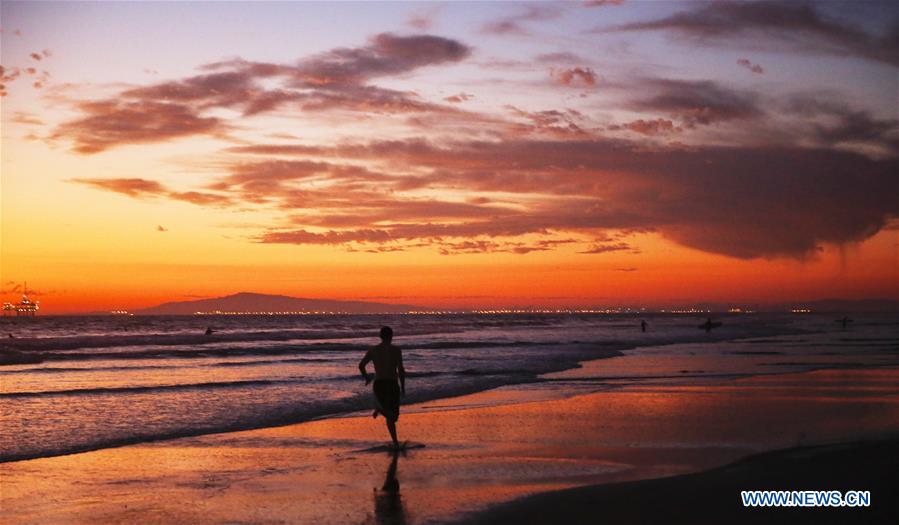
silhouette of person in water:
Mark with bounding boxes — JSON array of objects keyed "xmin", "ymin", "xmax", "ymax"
[
  {"xmin": 701, "ymin": 318, "xmax": 720, "ymax": 333},
  {"xmin": 373, "ymin": 450, "xmax": 406, "ymax": 525},
  {"xmin": 640, "ymin": 320, "xmax": 647, "ymax": 332},
  {"xmin": 204, "ymin": 327, "xmax": 214, "ymax": 336},
  {"xmin": 836, "ymin": 316, "xmax": 853, "ymax": 330},
  {"xmin": 359, "ymin": 326, "xmax": 406, "ymax": 447}
]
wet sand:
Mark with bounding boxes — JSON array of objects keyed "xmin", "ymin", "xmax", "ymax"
[
  {"xmin": 2, "ymin": 367, "xmax": 898, "ymax": 524},
  {"xmin": 465, "ymin": 438, "xmax": 899, "ymax": 524}
]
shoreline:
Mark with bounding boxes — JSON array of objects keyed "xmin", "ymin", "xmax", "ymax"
[
  {"xmin": 0, "ymin": 318, "xmax": 889, "ymax": 464},
  {"xmin": 2, "ymin": 366, "xmax": 898, "ymax": 524},
  {"xmin": 2, "ymin": 321, "xmax": 808, "ymax": 464},
  {"xmin": 1, "ymin": 346, "xmax": 631, "ymax": 464},
  {"xmin": 461, "ymin": 437, "xmax": 899, "ymax": 524}
]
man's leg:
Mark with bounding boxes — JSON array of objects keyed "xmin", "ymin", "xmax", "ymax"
[{"xmin": 385, "ymin": 417, "xmax": 399, "ymax": 446}]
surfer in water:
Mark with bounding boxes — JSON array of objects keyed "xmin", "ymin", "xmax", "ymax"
[
  {"xmin": 359, "ymin": 326, "xmax": 406, "ymax": 448},
  {"xmin": 700, "ymin": 318, "xmax": 721, "ymax": 333}
]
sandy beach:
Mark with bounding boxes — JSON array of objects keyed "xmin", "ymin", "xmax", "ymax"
[
  {"xmin": 464, "ymin": 438, "xmax": 899, "ymax": 524},
  {"xmin": 3, "ymin": 364, "xmax": 898, "ymax": 524}
]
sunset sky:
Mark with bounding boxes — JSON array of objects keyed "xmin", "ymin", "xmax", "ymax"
[{"xmin": 1, "ymin": 1, "xmax": 897, "ymax": 313}]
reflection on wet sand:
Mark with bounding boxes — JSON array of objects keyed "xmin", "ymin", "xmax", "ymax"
[{"xmin": 373, "ymin": 451, "xmax": 406, "ymax": 525}]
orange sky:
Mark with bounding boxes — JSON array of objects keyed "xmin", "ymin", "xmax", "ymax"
[{"xmin": 1, "ymin": 2, "xmax": 897, "ymax": 313}]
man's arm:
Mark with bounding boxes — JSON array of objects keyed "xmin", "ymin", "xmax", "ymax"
[
  {"xmin": 396, "ymin": 347, "xmax": 406, "ymax": 395},
  {"xmin": 359, "ymin": 350, "xmax": 372, "ymax": 385}
]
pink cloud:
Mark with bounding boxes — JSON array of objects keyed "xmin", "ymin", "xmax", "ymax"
[
  {"xmin": 52, "ymin": 33, "xmax": 472, "ymax": 153},
  {"xmin": 551, "ymin": 67, "xmax": 598, "ymax": 87},
  {"xmin": 444, "ymin": 92, "xmax": 473, "ymax": 103},
  {"xmin": 53, "ymin": 100, "xmax": 226, "ymax": 153}
]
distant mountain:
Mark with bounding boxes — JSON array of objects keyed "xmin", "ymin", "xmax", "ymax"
[{"xmin": 135, "ymin": 292, "xmax": 425, "ymax": 315}]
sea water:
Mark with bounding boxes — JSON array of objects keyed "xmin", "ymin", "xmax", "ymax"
[{"xmin": 1, "ymin": 313, "xmax": 896, "ymax": 462}]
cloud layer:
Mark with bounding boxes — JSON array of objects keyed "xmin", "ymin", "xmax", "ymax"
[
  {"xmin": 54, "ymin": 28, "xmax": 899, "ymax": 260},
  {"xmin": 52, "ymin": 33, "xmax": 472, "ymax": 153}
]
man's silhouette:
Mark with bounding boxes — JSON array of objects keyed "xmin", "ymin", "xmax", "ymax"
[{"xmin": 359, "ymin": 326, "xmax": 406, "ymax": 447}]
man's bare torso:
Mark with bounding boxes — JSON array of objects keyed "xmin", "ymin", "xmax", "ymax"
[{"xmin": 366, "ymin": 343, "xmax": 402, "ymax": 380}]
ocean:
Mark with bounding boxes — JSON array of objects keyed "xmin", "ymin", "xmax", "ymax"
[{"xmin": 1, "ymin": 313, "xmax": 897, "ymax": 463}]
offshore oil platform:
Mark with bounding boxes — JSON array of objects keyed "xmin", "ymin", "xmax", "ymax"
[{"xmin": 2, "ymin": 282, "xmax": 40, "ymax": 317}]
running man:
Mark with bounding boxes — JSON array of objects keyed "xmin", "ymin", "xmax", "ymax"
[{"xmin": 359, "ymin": 326, "xmax": 406, "ymax": 447}]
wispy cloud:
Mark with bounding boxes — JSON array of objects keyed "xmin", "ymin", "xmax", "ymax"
[
  {"xmin": 736, "ymin": 58, "xmax": 764, "ymax": 74},
  {"xmin": 584, "ymin": 0, "xmax": 623, "ymax": 7},
  {"xmin": 406, "ymin": 6, "xmax": 441, "ymax": 31},
  {"xmin": 631, "ymin": 78, "xmax": 763, "ymax": 128},
  {"xmin": 444, "ymin": 92, "xmax": 473, "ymax": 103},
  {"xmin": 579, "ymin": 241, "xmax": 636, "ymax": 254},
  {"xmin": 72, "ymin": 177, "xmax": 231, "ymax": 206},
  {"xmin": 51, "ymin": 33, "xmax": 472, "ymax": 153},
  {"xmin": 608, "ymin": 118, "xmax": 681, "ymax": 136},
  {"xmin": 480, "ymin": 4, "xmax": 562, "ymax": 36},
  {"xmin": 608, "ymin": 1, "xmax": 899, "ymax": 66}
]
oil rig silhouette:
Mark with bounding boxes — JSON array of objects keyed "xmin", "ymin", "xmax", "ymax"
[{"xmin": 2, "ymin": 282, "xmax": 40, "ymax": 317}]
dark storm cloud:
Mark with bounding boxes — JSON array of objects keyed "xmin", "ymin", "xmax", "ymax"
[
  {"xmin": 239, "ymin": 137, "xmax": 897, "ymax": 259},
  {"xmin": 785, "ymin": 94, "xmax": 899, "ymax": 155}
]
